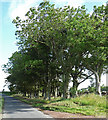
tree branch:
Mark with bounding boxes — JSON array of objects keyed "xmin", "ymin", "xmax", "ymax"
[
  {"xmin": 79, "ymin": 73, "xmax": 94, "ymax": 84},
  {"xmin": 34, "ymin": 40, "xmax": 49, "ymax": 47}
]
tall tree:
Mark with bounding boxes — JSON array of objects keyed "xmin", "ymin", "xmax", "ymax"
[
  {"xmin": 3, "ymin": 1, "xmax": 107, "ymax": 99},
  {"xmin": 84, "ymin": 4, "xmax": 108, "ymax": 96}
]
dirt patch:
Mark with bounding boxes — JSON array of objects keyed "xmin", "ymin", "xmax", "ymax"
[{"xmin": 42, "ymin": 110, "xmax": 96, "ymax": 118}]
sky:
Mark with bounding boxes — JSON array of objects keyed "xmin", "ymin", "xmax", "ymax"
[{"xmin": 0, "ymin": 0, "xmax": 107, "ymax": 91}]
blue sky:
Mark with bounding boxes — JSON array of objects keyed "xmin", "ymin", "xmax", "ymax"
[{"xmin": 0, "ymin": 0, "xmax": 107, "ymax": 91}]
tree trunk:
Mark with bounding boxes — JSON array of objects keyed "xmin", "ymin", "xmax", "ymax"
[
  {"xmin": 36, "ymin": 85, "xmax": 39, "ymax": 98},
  {"xmin": 63, "ymin": 74, "xmax": 69, "ymax": 99},
  {"xmin": 23, "ymin": 92, "xmax": 26, "ymax": 97},
  {"xmin": 34, "ymin": 84, "xmax": 37, "ymax": 98},
  {"xmin": 42, "ymin": 88, "xmax": 44, "ymax": 97},
  {"xmin": 30, "ymin": 92, "xmax": 31, "ymax": 98},
  {"xmin": 48, "ymin": 80, "xmax": 51, "ymax": 100},
  {"xmin": 73, "ymin": 79, "xmax": 79, "ymax": 97},
  {"xmin": 67, "ymin": 86, "xmax": 70, "ymax": 98},
  {"xmin": 54, "ymin": 87, "xmax": 58, "ymax": 98},
  {"xmin": 48, "ymin": 91, "xmax": 51, "ymax": 100},
  {"xmin": 95, "ymin": 73, "xmax": 102, "ymax": 96},
  {"xmin": 63, "ymin": 85, "xmax": 67, "ymax": 98},
  {"xmin": 44, "ymin": 61, "xmax": 49, "ymax": 100},
  {"xmin": 63, "ymin": 74, "xmax": 67, "ymax": 99},
  {"xmin": 44, "ymin": 87, "xmax": 47, "ymax": 100}
]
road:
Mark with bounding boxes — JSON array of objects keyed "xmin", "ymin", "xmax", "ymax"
[{"xmin": 2, "ymin": 94, "xmax": 53, "ymax": 119}]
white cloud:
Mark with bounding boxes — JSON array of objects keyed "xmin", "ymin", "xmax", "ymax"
[
  {"xmin": 52, "ymin": 0, "xmax": 84, "ymax": 8},
  {"xmin": 0, "ymin": 64, "xmax": 8, "ymax": 91},
  {"xmin": 8, "ymin": 0, "xmax": 41, "ymax": 20},
  {"xmin": 83, "ymin": 0, "xmax": 107, "ymax": 2},
  {"xmin": 8, "ymin": 0, "xmax": 86, "ymax": 20},
  {"xmin": 67, "ymin": 0, "xmax": 84, "ymax": 8}
]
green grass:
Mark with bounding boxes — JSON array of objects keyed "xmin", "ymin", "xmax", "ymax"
[
  {"xmin": 11, "ymin": 93, "xmax": 107, "ymax": 117},
  {"xmin": 72, "ymin": 93, "xmax": 107, "ymax": 108},
  {"xmin": 0, "ymin": 96, "xmax": 4, "ymax": 113},
  {"xmin": 44, "ymin": 94, "xmax": 107, "ymax": 117}
]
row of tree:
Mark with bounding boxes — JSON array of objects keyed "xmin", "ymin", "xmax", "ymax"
[{"xmin": 3, "ymin": 2, "xmax": 108, "ymax": 100}]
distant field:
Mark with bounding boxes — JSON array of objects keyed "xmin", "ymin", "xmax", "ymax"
[{"xmin": 9, "ymin": 93, "xmax": 107, "ymax": 117}]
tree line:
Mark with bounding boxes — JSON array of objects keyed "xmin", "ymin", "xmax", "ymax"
[{"xmin": 3, "ymin": 2, "xmax": 108, "ymax": 100}]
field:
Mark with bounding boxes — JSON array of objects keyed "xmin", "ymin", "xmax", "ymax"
[{"xmin": 10, "ymin": 93, "xmax": 107, "ymax": 117}]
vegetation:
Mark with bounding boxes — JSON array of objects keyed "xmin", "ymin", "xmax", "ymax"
[
  {"xmin": 0, "ymin": 96, "xmax": 3, "ymax": 113},
  {"xmin": 101, "ymin": 86, "xmax": 108, "ymax": 92},
  {"xmin": 10, "ymin": 93, "xmax": 107, "ymax": 117},
  {"xmin": 2, "ymin": 1, "xmax": 108, "ymax": 100}
]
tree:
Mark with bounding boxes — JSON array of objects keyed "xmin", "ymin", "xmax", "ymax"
[
  {"xmin": 3, "ymin": 1, "xmax": 107, "ymax": 99},
  {"xmin": 84, "ymin": 4, "xmax": 108, "ymax": 96}
]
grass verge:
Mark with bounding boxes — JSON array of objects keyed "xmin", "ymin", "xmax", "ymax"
[
  {"xmin": 10, "ymin": 93, "xmax": 107, "ymax": 117},
  {"xmin": 0, "ymin": 96, "xmax": 4, "ymax": 113}
]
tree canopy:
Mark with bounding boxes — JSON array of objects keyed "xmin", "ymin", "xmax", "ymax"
[{"xmin": 3, "ymin": 2, "xmax": 108, "ymax": 99}]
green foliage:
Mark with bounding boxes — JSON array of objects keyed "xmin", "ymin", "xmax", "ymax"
[
  {"xmin": 2, "ymin": 1, "xmax": 108, "ymax": 99},
  {"xmin": 88, "ymin": 86, "xmax": 96, "ymax": 93},
  {"xmin": 101, "ymin": 86, "xmax": 108, "ymax": 91}
]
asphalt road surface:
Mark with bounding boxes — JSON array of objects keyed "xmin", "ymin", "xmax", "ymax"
[{"xmin": 2, "ymin": 94, "xmax": 53, "ymax": 119}]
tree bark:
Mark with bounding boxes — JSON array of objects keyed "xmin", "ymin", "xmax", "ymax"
[
  {"xmin": 87, "ymin": 67, "xmax": 102, "ymax": 96},
  {"xmin": 34, "ymin": 84, "xmax": 37, "ymax": 98},
  {"xmin": 95, "ymin": 73, "xmax": 102, "ymax": 96},
  {"xmin": 63, "ymin": 74, "xmax": 69, "ymax": 99},
  {"xmin": 48, "ymin": 79, "xmax": 51, "ymax": 100},
  {"xmin": 73, "ymin": 79, "xmax": 79, "ymax": 97},
  {"xmin": 44, "ymin": 87, "xmax": 47, "ymax": 100},
  {"xmin": 48, "ymin": 90, "xmax": 51, "ymax": 100},
  {"xmin": 42, "ymin": 88, "xmax": 44, "ymax": 97},
  {"xmin": 54, "ymin": 87, "xmax": 58, "ymax": 98},
  {"xmin": 30, "ymin": 92, "xmax": 31, "ymax": 98},
  {"xmin": 23, "ymin": 92, "xmax": 26, "ymax": 97}
]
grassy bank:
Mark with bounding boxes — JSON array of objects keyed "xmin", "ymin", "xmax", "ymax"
[
  {"xmin": 0, "ymin": 96, "xmax": 4, "ymax": 113},
  {"xmin": 10, "ymin": 93, "xmax": 107, "ymax": 117}
]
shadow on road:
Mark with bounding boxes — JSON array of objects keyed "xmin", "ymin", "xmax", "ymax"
[{"xmin": 2, "ymin": 94, "xmax": 53, "ymax": 119}]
